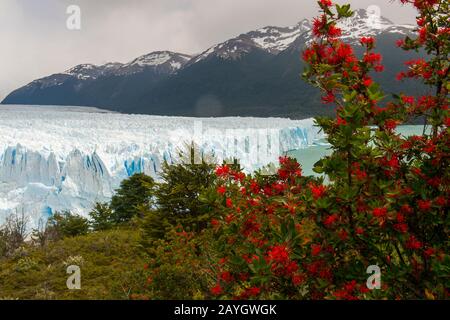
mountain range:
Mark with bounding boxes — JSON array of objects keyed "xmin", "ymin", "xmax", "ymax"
[{"xmin": 2, "ymin": 9, "xmax": 425, "ymax": 119}]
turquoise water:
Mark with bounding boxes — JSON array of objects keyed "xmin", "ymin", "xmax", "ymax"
[{"xmin": 289, "ymin": 125, "xmax": 425, "ymax": 177}]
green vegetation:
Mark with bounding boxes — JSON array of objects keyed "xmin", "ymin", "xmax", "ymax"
[
  {"xmin": 110, "ymin": 173, "xmax": 155, "ymax": 223},
  {"xmin": 0, "ymin": 0, "xmax": 448, "ymax": 300},
  {"xmin": 0, "ymin": 227, "xmax": 146, "ymax": 300},
  {"xmin": 139, "ymin": 146, "xmax": 218, "ymax": 245}
]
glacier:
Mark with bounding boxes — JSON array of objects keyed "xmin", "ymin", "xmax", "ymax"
[{"xmin": 0, "ymin": 105, "xmax": 324, "ymax": 227}]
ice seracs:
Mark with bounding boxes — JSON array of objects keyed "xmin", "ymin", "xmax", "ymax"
[{"xmin": 0, "ymin": 105, "xmax": 324, "ymax": 227}]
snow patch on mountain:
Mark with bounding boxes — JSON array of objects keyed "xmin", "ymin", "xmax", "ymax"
[
  {"xmin": 337, "ymin": 9, "xmax": 414, "ymax": 41},
  {"xmin": 64, "ymin": 63, "xmax": 123, "ymax": 80},
  {"xmin": 192, "ymin": 8, "xmax": 414, "ymax": 63},
  {"xmin": 120, "ymin": 51, "xmax": 192, "ymax": 75},
  {"xmin": 192, "ymin": 19, "xmax": 312, "ymax": 63},
  {"xmin": 14, "ymin": 8, "xmax": 415, "ymax": 92}
]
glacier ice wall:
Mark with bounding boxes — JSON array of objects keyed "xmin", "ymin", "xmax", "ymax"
[{"xmin": 0, "ymin": 105, "xmax": 324, "ymax": 227}]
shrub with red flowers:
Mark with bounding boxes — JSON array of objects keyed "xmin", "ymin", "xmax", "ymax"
[{"xmin": 208, "ymin": 0, "xmax": 449, "ymax": 300}]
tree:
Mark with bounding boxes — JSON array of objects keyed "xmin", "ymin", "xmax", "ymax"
[
  {"xmin": 110, "ymin": 173, "xmax": 156, "ymax": 224},
  {"xmin": 153, "ymin": 144, "xmax": 217, "ymax": 233},
  {"xmin": 0, "ymin": 211, "xmax": 29, "ymax": 257},
  {"xmin": 46, "ymin": 211, "xmax": 90, "ymax": 238},
  {"xmin": 89, "ymin": 202, "xmax": 115, "ymax": 231},
  {"xmin": 140, "ymin": 145, "xmax": 218, "ymax": 248},
  {"xmin": 208, "ymin": 0, "xmax": 449, "ymax": 300}
]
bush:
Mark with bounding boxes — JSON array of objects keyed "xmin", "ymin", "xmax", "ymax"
[
  {"xmin": 155, "ymin": 145, "xmax": 217, "ymax": 232},
  {"xmin": 137, "ymin": 228, "xmax": 216, "ymax": 300},
  {"xmin": 0, "ymin": 227, "xmax": 147, "ymax": 300},
  {"xmin": 89, "ymin": 202, "xmax": 115, "ymax": 231},
  {"xmin": 206, "ymin": 1, "xmax": 449, "ymax": 300},
  {"xmin": 46, "ymin": 212, "xmax": 90, "ymax": 239},
  {"xmin": 139, "ymin": 145, "xmax": 218, "ymax": 245},
  {"xmin": 0, "ymin": 211, "xmax": 29, "ymax": 257},
  {"xmin": 110, "ymin": 173, "xmax": 156, "ymax": 224}
]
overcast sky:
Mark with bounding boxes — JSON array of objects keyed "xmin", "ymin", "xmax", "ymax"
[{"xmin": 0, "ymin": 0, "xmax": 417, "ymax": 101}]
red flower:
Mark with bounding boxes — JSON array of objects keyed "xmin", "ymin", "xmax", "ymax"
[
  {"xmin": 406, "ymin": 235, "xmax": 422, "ymax": 250},
  {"xmin": 394, "ymin": 223, "xmax": 408, "ymax": 233},
  {"xmin": 360, "ymin": 37, "xmax": 375, "ymax": 46},
  {"xmin": 356, "ymin": 227, "xmax": 364, "ymax": 235},
  {"xmin": 320, "ymin": 0, "xmax": 333, "ymax": 7},
  {"xmin": 238, "ymin": 273, "xmax": 249, "ymax": 281},
  {"xmin": 419, "ymin": 27, "xmax": 427, "ymax": 43},
  {"xmin": 217, "ymin": 185, "xmax": 227, "ymax": 195},
  {"xmin": 384, "ymin": 119, "xmax": 398, "ymax": 130},
  {"xmin": 323, "ymin": 214, "xmax": 339, "ymax": 227},
  {"xmin": 311, "ymin": 244, "xmax": 322, "ymax": 256},
  {"xmin": 397, "ymin": 213, "xmax": 405, "ymax": 223},
  {"xmin": 267, "ymin": 245, "xmax": 290, "ymax": 264},
  {"xmin": 424, "ymin": 248, "xmax": 435, "ymax": 257},
  {"xmin": 232, "ymin": 171, "xmax": 246, "ymax": 182},
  {"xmin": 435, "ymin": 196, "xmax": 447, "ymax": 207},
  {"xmin": 364, "ymin": 53, "xmax": 381, "ymax": 64},
  {"xmin": 322, "ymin": 92, "xmax": 335, "ymax": 104},
  {"xmin": 211, "ymin": 284, "xmax": 223, "ymax": 296},
  {"xmin": 220, "ymin": 271, "xmax": 234, "ymax": 283},
  {"xmin": 292, "ymin": 273, "xmax": 306, "ymax": 286},
  {"xmin": 226, "ymin": 198, "xmax": 233, "ymax": 208},
  {"xmin": 374, "ymin": 65, "xmax": 385, "ymax": 72},
  {"xmin": 401, "ymin": 96, "xmax": 415, "ymax": 104},
  {"xmin": 338, "ymin": 229, "xmax": 349, "ymax": 241},
  {"xmin": 246, "ymin": 287, "xmax": 261, "ymax": 297},
  {"xmin": 336, "ymin": 116, "xmax": 347, "ymax": 126},
  {"xmin": 302, "ymin": 48, "xmax": 316, "ymax": 62},
  {"xmin": 373, "ymin": 207, "xmax": 387, "ymax": 218},
  {"xmin": 328, "ymin": 24, "xmax": 342, "ymax": 38},
  {"xmin": 396, "ymin": 39, "xmax": 405, "ymax": 47},
  {"xmin": 337, "ymin": 43, "xmax": 353, "ymax": 59},
  {"xmin": 417, "ymin": 199, "xmax": 432, "ymax": 212},
  {"xmin": 445, "ymin": 117, "xmax": 450, "ymax": 127},
  {"xmin": 285, "ymin": 261, "xmax": 299, "ymax": 274},
  {"xmin": 225, "ymin": 214, "xmax": 235, "ymax": 224},
  {"xmin": 416, "ymin": 17, "xmax": 426, "ymax": 27},
  {"xmin": 312, "ymin": 16, "xmax": 327, "ymax": 37},
  {"xmin": 215, "ymin": 165, "xmax": 230, "ymax": 177},
  {"xmin": 363, "ymin": 77, "xmax": 373, "ymax": 87},
  {"xmin": 211, "ymin": 219, "xmax": 220, "ymax": 227},
  {"xmin": 423, "ymin": 141, "xmax": 435, "ymax": 153},
  {"xmin": 310, "ymin": 183, "xmax": 326, "ymax": 199}
]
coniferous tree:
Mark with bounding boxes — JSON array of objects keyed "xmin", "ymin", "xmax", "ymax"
[
  {"xmin": 154, "ymin": 144, "xmax": 217, "ymax": 232},
  {"xmin": 89, "ymin": 202, "xmax": 115, "ymax": 231},
  {"xmin": 110, "ymin": 173, "xmax": 156, "ymax": 223},
  {"xmin": 47, "ymin": 211, "xmax": 90, "ymax": 238}
]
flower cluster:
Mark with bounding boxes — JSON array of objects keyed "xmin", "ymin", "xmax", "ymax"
[{"xmin": 208, "ymin": 0, "xmax": 449, "ymax": 300}]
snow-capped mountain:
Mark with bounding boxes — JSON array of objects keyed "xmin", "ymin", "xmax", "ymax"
[
  {"xmin": 192, "ymin": 19, "xmax": 311, "ymax": 63},
  {"xmin": 24, "ymin": 51, "xmax": 191, "ymax": 90},
  {"xmin": 117, "ymin": 51, "xmax": 192, "ymax": 75},
  {"xmin": 64, "ymin": 62, "xmax": 123, "ymax": 80},
  {"xmin": 336, "ymin": 9, "xmax": 414, "ymax": 42},
  {"xmin": 192, "ymin": 9, "xmax": 414, "ymax": 62},
  {"xmin": 2, "ymin": 8, "xmax": 420, "ymax": 118}
]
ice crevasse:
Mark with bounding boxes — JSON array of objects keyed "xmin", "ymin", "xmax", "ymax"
[{"xmin": 0, "ymin": 105, "xmax": 324, "ymax": 227}]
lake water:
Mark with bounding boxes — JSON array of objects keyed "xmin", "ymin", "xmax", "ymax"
[{"xmin": 289, "ymin": 125, "xmax": 426, "ymax": 176}]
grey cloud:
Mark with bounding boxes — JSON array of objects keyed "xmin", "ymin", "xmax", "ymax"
[{"xmin": 0, "ymin": 0, "xmax": 417, "ymax": 101}]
